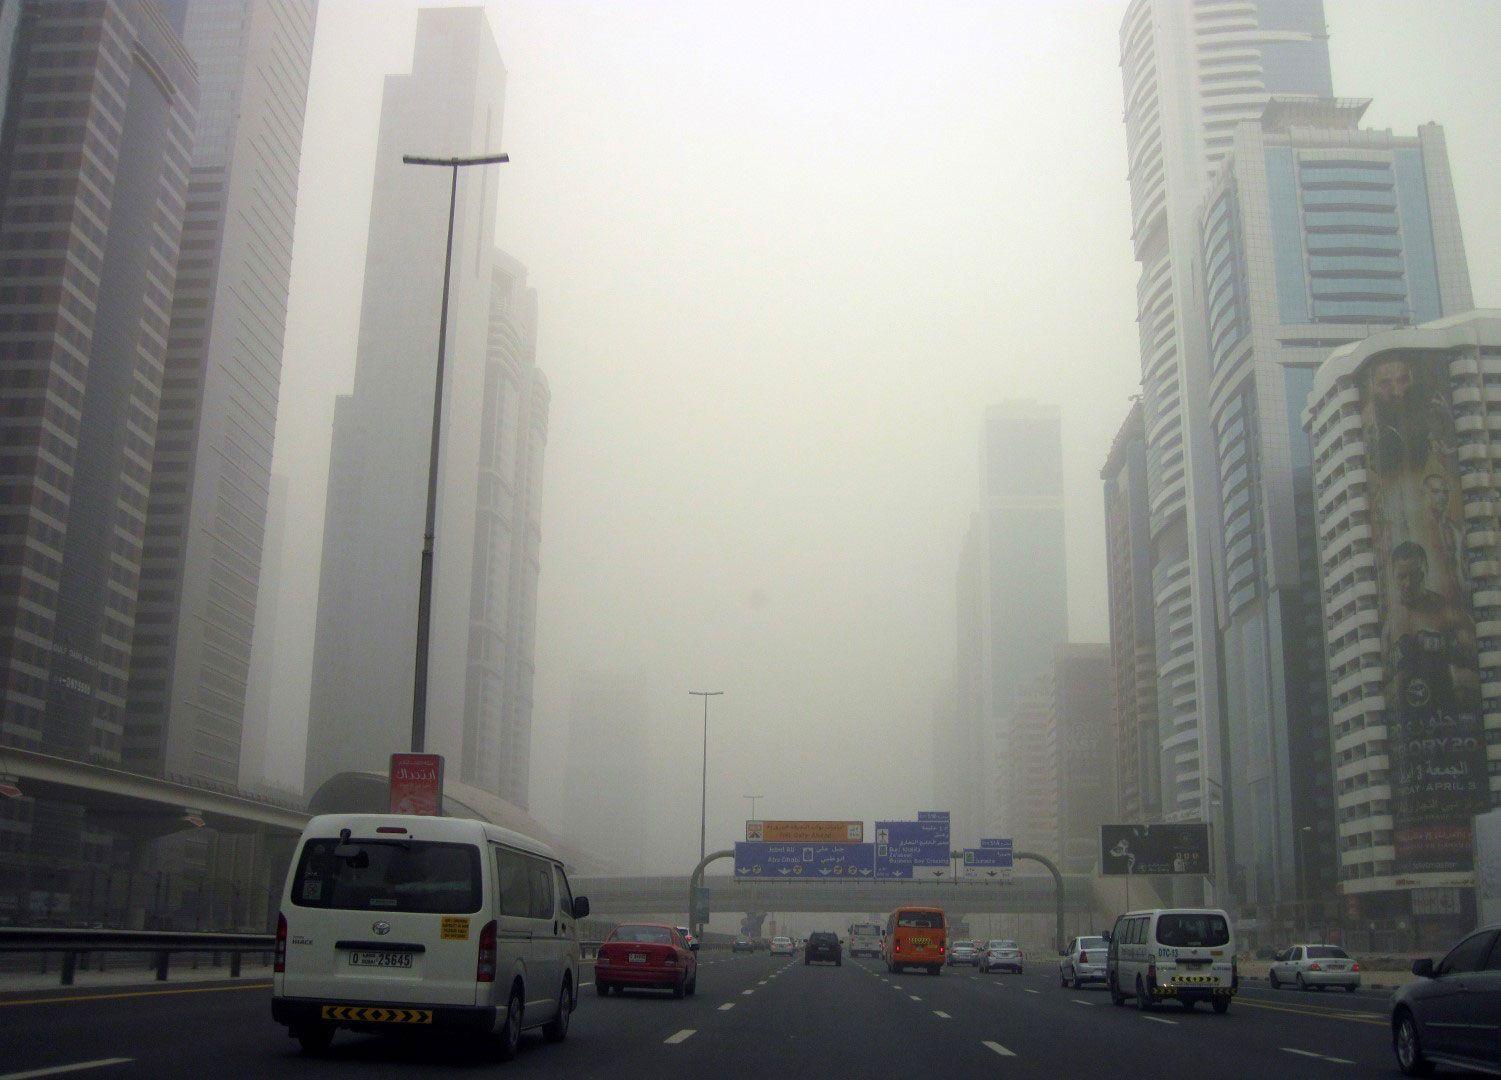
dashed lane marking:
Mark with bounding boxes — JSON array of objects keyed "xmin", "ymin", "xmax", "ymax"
[
  {"xmin": 1140, "ymin": 1015, "xmax": 1177, "ymax": 1025},
  {"xmin": 983, "ymin": 1041, "xmax": 1016, "ymax": 1058},
  {"xmin": 1071, "ymin": 999, "xmax": 1095, "ymax": 1006},
  {"xmin": 664, "ymin": 1029, "xmax": 696, "ymax": 1045},
  {"xmin": 741, "ymin": 990, "xmax": 754, "ymax": 996},
  {"xmin": 1281, "ymin": 1048, "xmax": 1354, "ymax": 1065},
  {"xmin": 718, "ymin": 1003, "xmax": 735, "ymax": 1011},
  {"xmin": 579, "ymin": 981, "xmax": 593, "ymax": 987},
  {"xmin": 1022, "ymin": 988, "xmax": 1039, "ymax": 994},
  {"xmin": 0, "ymin": 1061, "xmax": 133, "ymax": 1080},
  {"xmin": 909, "ymin": 995, "xmax": 922, "ymax": 1002},
  {"xmin": 934, "ymin": 1010, "xmax": 951, "ymax": 1019}
]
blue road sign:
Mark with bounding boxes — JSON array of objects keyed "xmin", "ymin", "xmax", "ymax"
[
  {"xmin": 962, "ymin": 844, "xmax": 1013, "ymax": 880},
  {"xmin": 733, "ymin": 842, "xmax": 875, "ymax": 879},
  {"xmin": 917, "ymin": 810, "xmax": 950, "ymax": 823},
  {"xmin": 874, "ymin": 818, "xmax": 951, "ymax": 879},
  {"xmin": 980, "ymin": 838, "xmax": 1013, "ymax": 852}
]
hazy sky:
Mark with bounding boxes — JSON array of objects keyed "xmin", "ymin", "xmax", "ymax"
[{"xmin": 266, "ymin": 1, "xmax": 1501, "ymax": 870}]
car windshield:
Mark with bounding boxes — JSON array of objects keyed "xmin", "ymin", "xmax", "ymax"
[
  {"xmin": 897, "ymin": 912, "xmax": 944, "ymax": 929},
  {"xmin": 1305, "ymin": 946, "xmax": 1349, "ymax": 959},
  {"xmin": 613, "ymin": 926, "xmax": 673, "ymax": 944},
  {"xmin": 1155, "ymin": 915, "xmax": 1230, "ymax": 948},
  {"xmin": 291, "ymin": 839, "xmax": 481, "ymax": 913},
  {"xmin": 1078, "ymin": 937, "xmax": 1107, "ymax": 949}
]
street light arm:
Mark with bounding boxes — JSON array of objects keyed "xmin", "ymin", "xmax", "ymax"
[{"xmin": 402, "ymin": 153, "xmax": 510, "ymax": 167}]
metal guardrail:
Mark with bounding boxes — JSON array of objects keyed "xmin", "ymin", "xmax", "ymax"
[{"xmin": 0, "ymin": 928, "xmax": 274, "ymax": 986}]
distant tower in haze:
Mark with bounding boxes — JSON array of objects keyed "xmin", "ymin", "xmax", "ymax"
[{"xmin": 306, "ymin": 9, "xmax": 547, "ymax": 809}]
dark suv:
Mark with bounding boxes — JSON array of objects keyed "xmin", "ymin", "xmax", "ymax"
[
  {"xmin": 1391, "ymin": 923, "xmax": 1501, "ymax": 1076},
  {"xmin": 805, "ymin": 932, "xmax": 842, "ymax": 966}
]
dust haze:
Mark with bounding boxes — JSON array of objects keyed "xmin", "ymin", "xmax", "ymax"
[{"xmin": 261, "ymin": 0, "xmax": 1501, "ymax": 873}]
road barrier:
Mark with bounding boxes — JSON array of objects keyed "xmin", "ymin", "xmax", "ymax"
[{"xmin": 0, "ymin": 927, "xmax": 274, "ymax": 986}]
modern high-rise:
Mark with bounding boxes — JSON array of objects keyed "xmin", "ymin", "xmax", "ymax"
[
  {"xmin": 1102, "ymin": 401, "xmax": 1161, "ymax": 823},
  {"xmin": 938, "ymin": 515, "xmax": 986, "ymax": 842},
  {"xmin": 0, "ymin": 0, "xmax": 197, "ymax": 892},
  {"xmin": 1053, "ymin": 643, "xmax": 1116, "ymax": 872},
  {"xmin": 1117, "ymin": 0, "xmax": 1334, "ymax": 899},
  {"xmin": 999, "ymin": 674, "xmax": 1058, "ymax": 858},
  {"xmin": 240, "ymin": 472, "xmax": 289, "ymax": 792},
  {"xmin": 960, "ymin": 403, "xmax": 1067, "ymax": 841},
  {"xmin": 125, "ymin": 0, "xmax": 318, "ymax": 786},
  {"xmin": 306, "ymin": 9, "xmax": 547, "ymax": 808},
  {"xmin": 1305, "ymin": 311, "xmax": 1501, "ymax": 946},
  {"xmin": 1199, "ymin": 98, "xmax": 1472, "ymax": 910}
]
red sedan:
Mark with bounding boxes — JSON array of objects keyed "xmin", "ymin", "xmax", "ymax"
[{"xmin": 595, "ymin": 923, "xmax": 698, "ymax": 998}]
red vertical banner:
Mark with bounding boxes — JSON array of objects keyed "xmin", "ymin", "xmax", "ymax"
[{"xmin": 389, "ymin": 753, "xmax": 444, "ymax": 816}]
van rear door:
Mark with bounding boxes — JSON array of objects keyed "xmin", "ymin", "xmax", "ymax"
[{"xmin": 283, "ymin": 835, "xmax": 485, "ymax": 1006}]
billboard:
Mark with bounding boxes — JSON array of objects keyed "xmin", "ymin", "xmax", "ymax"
[
  {"xmin": 745, "ymin": 820, "xmax": 863, "ymax": 843},
  {"xmin": 733, "ymin": 842, "xmax": 875, "ymax": 879},
  {"xmin": 1359, "ymin": 351, "xmax": 1490, "ymax": 875},
  {"xmin": 389, "ymin": 753, "xmax": 444, "ymax": 816},
  {"xmin": 1477, "ymin": 809, "xmax": 1501, "ymax": 925},
  {"xmin": 1100, "ymin": 824, "xmax": 1210, "ymax": 876}
]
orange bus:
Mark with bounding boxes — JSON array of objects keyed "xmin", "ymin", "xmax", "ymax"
[{"xmin": 883, "ymin": 905, "xmax": 946, "ymax": 974}]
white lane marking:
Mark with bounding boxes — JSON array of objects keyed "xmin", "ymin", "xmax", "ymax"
[
  {"xmin": 741, "ymin": 989, "xmax": 754, "ymax": 996},
  {"xmin": 934, "ymin": 1010, "xmax": 952, "ymax": 1019},
  {"xmin": 909, "ymin": 995, "xmax": 922, "ymax": 1002},
  {"xmin": 1022, "ymin": 988, "xmax": 1039, "ymax": 994},
  {"xmin": 983, "ymin": 1041, "xmax": 1016, "ymax": 1058},
  {"xmin": 0, "ymin": 1063, "xmax": 133, "ymax": 1080},
  {"xmin": 1071, "ymin": 998, "xmax": 1095, "ymax": 1006},
  {"xmin": 664, "ymin": 1029, "xmax": 696, "ymax": 1045},
  {"xmin": 718, "ymin": 1003, "xmax": 735, "ymax": 1011},
  {"xmin": 1141, "ymin": 1015, "xmax": 1177, "ymax": 1025},
  {"xmin": 758, "ymin": 980, "xmax": 767, "ymax": 985},
  {"xmin": 579, "ymin": 981, "xmax": 593, "ymax": 987},
  {"xmin": 1281, "ymin": 1048, "xmax": 1354, "ymax": 1065}
]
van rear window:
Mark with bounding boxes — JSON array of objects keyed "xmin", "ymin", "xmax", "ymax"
[
  {"xmin": 1155, "ymin": 914, "xmax": 1229, "ymax": 948},
  {"xmin": 292, "ymin": 839, "xmax": 482, "ymax": 914},
  {"xmin": 897, "ymin": 912, "xmax": 944, "ymax": 929}
]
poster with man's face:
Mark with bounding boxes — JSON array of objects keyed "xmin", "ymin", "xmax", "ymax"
[{"xmin": 1357, "ymin": 352, "xmax": 1488, "ymax": 875}]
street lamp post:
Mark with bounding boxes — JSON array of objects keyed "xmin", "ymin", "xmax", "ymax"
[
  {"xmin": 400, "ymin": 152, "xmax": 508, "ymax": 753},
  {"xmin": 688, "ymin": 691, "xmax": 724, "ymax": 869},
  {"xmin": 743, "ymin": 794, "xmax": 763, "ymax": 821}
]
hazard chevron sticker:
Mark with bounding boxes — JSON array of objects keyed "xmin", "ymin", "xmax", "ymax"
[{"xmin": 320, "ymin": 1005, "xmax": 434, "ymax": 1024}]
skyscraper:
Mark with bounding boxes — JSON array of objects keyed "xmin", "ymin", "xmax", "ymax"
[
  {"xmin": 126, "ymin": 0, "xmax": 318, "ymax": 786},
  {"xmin": 1053, "ymin": 643, "xmax": 1116, "ymax": 873},
  {"xmin": 1199, "ymin": 98, "xmax": 1472, "ymax": 910},
  {"xmin": 0, "ymin": 0, "xmax": 197, "ymax": 894},
  {"xmin": 964, "ymin": 402, "xmax": 1067, "ymax": 839},
  {"xmin": 306, "ymin": 9, "xmax": 546, "ymax": 809},
  {"xmin": 1117, "ymin": 0, "xmax": 1334, "ymax": 887}
]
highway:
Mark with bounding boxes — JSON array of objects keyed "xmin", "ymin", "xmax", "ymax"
[{"xmin": 0, "ymin": 953, "xmax": 1401, "ymax": 1078}]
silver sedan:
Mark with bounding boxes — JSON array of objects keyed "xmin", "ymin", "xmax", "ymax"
[{"xmin": 1268, "ymin": 944, "xmax": 1361, "ymax": 991}]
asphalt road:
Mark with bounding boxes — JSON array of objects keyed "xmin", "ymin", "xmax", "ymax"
[{"xmin": 0, "ymin": 952, "xmax": 1405, "ymax": 1078}]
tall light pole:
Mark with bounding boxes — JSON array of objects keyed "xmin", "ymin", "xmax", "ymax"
[
  {"xmin": 743, "ymin": 794, "xmax": 763, "ymax": 821},
  {"xmin": 688, "ymin": 690, "xmax": 724, "ymax": 867},
  {"xmin": 400, "ymin": 152, "xmax": 508, "ymax": 753}
]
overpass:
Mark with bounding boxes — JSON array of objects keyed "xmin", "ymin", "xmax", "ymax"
[{"xmin": 572, "ymin": 873, "xmax": 1102, "ymax": 917}]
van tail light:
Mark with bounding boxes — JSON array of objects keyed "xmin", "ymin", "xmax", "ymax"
[
  {"xmin": 1350, "ymin": 962, "xmax": 1360, "ymax": 972},
  {"xmin": 894, "ymin": 942, "xmax": 902, "ymax": 952},
  {"xmin": 939, "ymin": 944, "xmax": 946, "ymax": 955},
  {"xmin": 274, "ymin": 912, "xmax": 287, "ymax": 973},
  {"xmin": 1079, "ymin": 951, "xmax": 1087, "ymax": 964},
  {"xmin": 476, "ymin": 920, "xmax": 497, "ymax": 982},
  {"xmin": 1147, "ymin": 962, "xmax": 1157, "ymax": 988}
]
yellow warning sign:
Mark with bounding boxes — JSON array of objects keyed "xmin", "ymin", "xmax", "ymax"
[
  {"xmin": 440, "ymin": 916, "xmax": 470, "ymax": 941},
  {"xmin": 321, "ymin": 1005, "xmax": 433, "ymax": 1024}
]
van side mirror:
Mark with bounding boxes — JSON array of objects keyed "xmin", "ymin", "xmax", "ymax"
[
  {"xmin": 1412, "ymin": 958, "xmax": 1434, "ymax": 978},
  {"xmin": 572, "ymin": 896, "xmax": 590, "ymax": 920}
]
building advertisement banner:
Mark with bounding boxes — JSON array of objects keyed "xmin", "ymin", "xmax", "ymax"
[
  {"xmin": 389, "ymin": 753, "xmax": 444, "ymax": 816},
  {"xmin": 1359, "ymin": 351, "xmax": 1490, "ymax": 874},
  {"xmin": 1100, "ymin": 824, "xmax": 1210, "ymax": 875}
]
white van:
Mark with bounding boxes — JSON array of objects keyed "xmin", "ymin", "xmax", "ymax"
[
  {"xmin": 1104, "ymin": 908, "xmax": 1237, "ymax": 1013},
  {"xmin": 271, "ymin": 814, "xmax": 589, "ymax": 1058}
]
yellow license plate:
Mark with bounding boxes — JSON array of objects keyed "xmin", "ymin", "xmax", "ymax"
[
  {"xmin": 910, "ymin": 938, "xmax": 931, "ymax": 947},
  {"xmin": 321, "ymin": 1005, "xmax": 433, "ymax": 1024}
]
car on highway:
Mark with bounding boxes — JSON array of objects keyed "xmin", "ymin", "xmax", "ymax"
[
  {"xmin": 595, "ymin": 923, "xmax": 698, "ymax": 999},
  {"xmin": 770, "ymin": 935, "xmax": 794, "ymax": 956},
  {"xmin": 272, "ymin": 813, "xmax": 589, "ymax": 1058},
  {"xmin": 979, "ymin": 939, "xmax": 1023, "ymax": 974},
  {"xmin": 805, "ymin": 931, "xmax": 842, "ymax": 966},
  {"xmin": 1060, "ymin": 935, "xmax": 1108, "ymax": 988},
  {"xmin": 732, "ymin": 937, "xmax": 756, "ymax": 953},
  {"xmin": 849, "ymin": 921, "xmax": 883, "ymax": 958},
  {"xmin": 884, "ymin": 905, "xmax": 946, "ymax": 975},
  {"xmin": 1267, "ymin": 944, "xmax": 1360, "ymax": 992},
  {"xmin": 947, "ymin": 940, "xmax": 978, "ymax": 966},
  {"xmin": 1106, "ymin": 908, "xmax": 1237, "ymax": 1013},
  {"xmin": 1390, "ymin": 923, "xmax": 1501, "ymax": 1076}
]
